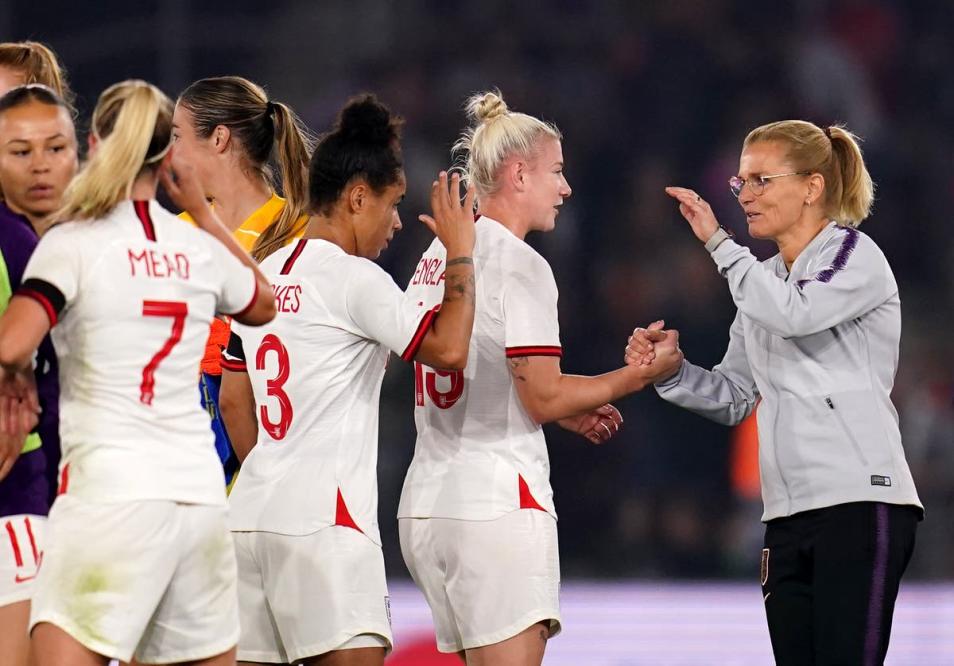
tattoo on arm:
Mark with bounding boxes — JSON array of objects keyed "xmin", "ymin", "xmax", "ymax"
[
  {"xmin": 508, "ymin": 355, "xmax": 529, "ymax": 382},
  {"xmin": 442, "ymin": 269, "xmax": 475, "ymax": 305},
  {"xmin": 445, "ymin": 257, "xmax": 473, "ymax": 268}
]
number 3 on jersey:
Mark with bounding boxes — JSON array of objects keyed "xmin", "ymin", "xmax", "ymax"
[
  {"xmin": 414, "ymin": 362, "xmax": 464, "ymax": 409},
  {"xmin": 257, "ymin": 333, "xmax": 293, "ymax": 440}
]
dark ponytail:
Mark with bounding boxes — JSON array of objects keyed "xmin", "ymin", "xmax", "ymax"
[{"xmin": 250, "ymin": 100, "xmax": 312, "ymax": 261}]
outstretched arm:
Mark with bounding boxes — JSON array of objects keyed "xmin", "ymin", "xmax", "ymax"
[
  {"xmin": 626, "ymin": 312, "xmax": 759, "ymax": 426},
  {"xmin": 665, "ymin": 186, "xmax": 893, "ymax": 339},
  {"xmin": 161, "ymin": 152, "xmax": 275, "ymax": 326},
  {"xmin": 509, "ymin": 339, "xmax": 682, "ymax": 426}
]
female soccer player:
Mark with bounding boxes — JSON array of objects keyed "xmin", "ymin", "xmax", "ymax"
[
  {"xmin": 218, "ymin": 94, "xmax": 476, "ymax": 666},
  {"xmin": 627, "ymin": 120, "xmax": 922, "ymax": 665},
  {"xmin": 0, "ymin": 78, "xmax": 275, "ymax": 666},
  {"xmin": 398, "ymin": 90, "xmax": 681, "ymax": 666},
  {"xmin": 0, "ymin": 84, "xmax": 77, "ymax": 666},
  {"xmin": 173, "ymin": 76, "xmax": 313, "ymax": 484}
]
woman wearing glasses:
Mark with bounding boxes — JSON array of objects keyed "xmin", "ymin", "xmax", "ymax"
[{"xmin": 626, "ymin": 120, "xmax": 921, "ymax": 666}]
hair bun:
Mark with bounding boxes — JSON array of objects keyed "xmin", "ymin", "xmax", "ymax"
[
  {"xmin": 337, "ymin": 94, "xmax": 396, "ymax": 144},
  {"xmin": 465, "ymin": 90, "xmax": 508, "ymax": 124}
]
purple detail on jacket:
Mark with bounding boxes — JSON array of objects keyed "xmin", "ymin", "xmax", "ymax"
[
  {"xmin": 0, "ymin": 201, "xmax": 60, "ymax": 516},
  {"xmin": 863, "ymin": 503, "xmax": 890, "ymax": 665},
  {"xmin": 796, "ymin": 227, "xmax": 860, "ymax": 289}
]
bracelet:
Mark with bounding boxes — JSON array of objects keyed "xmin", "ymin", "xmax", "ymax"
[{"xmin": 704, "ymin": 227, "xmax": 732, "ymax": 253}]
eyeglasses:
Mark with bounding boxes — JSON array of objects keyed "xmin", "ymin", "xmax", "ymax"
[{"xmin": 728, "ymin": 171, "xmax": 810, "ymax": 197}]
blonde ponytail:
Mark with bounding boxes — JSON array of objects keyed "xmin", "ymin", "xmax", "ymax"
[
  {"xmin": 826, "ymin": 126, "xmax": 874, "ymax": 226},
  {"xmin": 57, "ymin": 80, "xmax": 172, "ymax": 221},
  {"xmin": 744, "ymin": 120, "xmax": 875, "ymax": 227}
]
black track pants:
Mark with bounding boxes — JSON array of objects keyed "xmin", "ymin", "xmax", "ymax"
[{"xmin": 761, "ymin": 502, "xmax": 919, "ymax": 666}]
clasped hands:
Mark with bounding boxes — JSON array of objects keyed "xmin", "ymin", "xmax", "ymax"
[
  {"xmin": 624, "ymin": 320, "xmax": 683, "ymax": 383},
  {"xmin": 0, "ymin": 367, "xmax": 40, "ymax": 482}
]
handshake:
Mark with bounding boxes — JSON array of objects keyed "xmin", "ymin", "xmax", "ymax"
[{"xmin": 624, "ymin": 320, "xmax": 683, "ymax": 386}]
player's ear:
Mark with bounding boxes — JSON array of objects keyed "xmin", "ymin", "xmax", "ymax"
[
  {"xmin": 212, "ymin": 125, "xmax": 231, "ymax": 154},
  {"xmin": 507, "ymin": 158, "xmax": 528, "ymax": 193},
  {"xmin": 348, "ymin": 181, "xmax": 367, "ymax": 214}
]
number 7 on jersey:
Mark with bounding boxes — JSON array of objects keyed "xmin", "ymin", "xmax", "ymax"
[{"xmin": 140, "ymin": 300, "xmax": 188, "ymax": 406}]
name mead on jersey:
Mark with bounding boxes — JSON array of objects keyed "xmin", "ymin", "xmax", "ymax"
[{"xmin": 127, "ymin": 248, "xmax": 191, "ymax": 280}]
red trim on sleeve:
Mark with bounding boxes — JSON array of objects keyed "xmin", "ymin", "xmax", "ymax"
[
  {"xmin": 225, "ymin": 275, "xmax": 260, "ymax": 320},
  {"xmin": 219, "ymin": 356, "xmax": 248, "ymax": 372},
  {"xmin": 57, "ymin": 463, "xmax": 70, "ymax": 496},
  {"xmin": 280, "ymin": 238, "xmax": 308, "ymax": 275},
  {"xmin": 400, "ymin": 304, "xmax": 441, "ymax": 363},
  {"xmin": 15, "ymin": 288, "xmax": 58, "ymax": 326},
  {"xmin": 4, "ymin": 521, "xmax": 23, "ymax": 567},
  {"xmin": 334, "ymin": 488, "xmax": 363, "ymax": 533},
  {"xmin": 518, "ymin": 474, "xmax": 547, "ymax": 512},
  {"xmin": 505, "ymin": 345, "xmax": 562, "ymax": 358},
  {"xmin": 133, "ymin": 200, "xmax": 157, "ymax": 241}
]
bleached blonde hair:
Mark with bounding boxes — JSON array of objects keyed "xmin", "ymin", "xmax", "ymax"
[{"xmin": 453, "ymin": 89, "xmax": 561, "ymax": 197}]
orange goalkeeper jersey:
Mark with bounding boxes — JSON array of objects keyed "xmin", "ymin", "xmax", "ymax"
[{"xmin": 180, "ymin": 194, "xmax": 306, "ymax": 374}]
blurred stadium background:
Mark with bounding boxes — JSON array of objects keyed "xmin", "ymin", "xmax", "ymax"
[{"xmin": 6, "ymin": 1, "xmax": 952, "ymax": 662}]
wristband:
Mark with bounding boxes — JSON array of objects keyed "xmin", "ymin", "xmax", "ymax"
[{"xmin": 704, "ymin": 226, "xmax": 733, "ymax": 253}]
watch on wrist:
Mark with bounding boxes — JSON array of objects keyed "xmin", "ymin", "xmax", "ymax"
[{"xmin": 704, "ymin": 225, "xmax": 734, "ymax": 253}]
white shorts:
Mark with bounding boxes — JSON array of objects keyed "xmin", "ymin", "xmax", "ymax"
[
  {"xmin": 29, "ymin": 496, "xmax": 238, "ymax": 664},
  {"xmin": 0, "ymin": 514, "xmax": 45, "ymax": 607},
  {"xmin": 234, "ymin": 526, "xmax": 393, "ymax": 663},
  {"xmin": 399, "ymin": 510, "xmax": 561, "ymax": 653}
]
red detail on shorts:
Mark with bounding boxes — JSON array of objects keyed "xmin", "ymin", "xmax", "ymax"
[
  {"xmin": 23, "ymin": 517, "xmax": 39, "ymax": 564},
  {"xmin": 334, "ymin": 488, "xmax": 363, "ymax": 533},
  {"xmin": 5, "ymin": 521, "xmax": 23, "ymax": 567},
  {"xmin": 57, "ymin": 463, "xmax": 70, "ymax": 495},
  {"xmin": 518, "ymin": 474, "xmax": 546, "ymax": 512}
]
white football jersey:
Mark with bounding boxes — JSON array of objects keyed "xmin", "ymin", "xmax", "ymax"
[
  {"xmin": 398, "ymin": 215, "xmax": 561, "ymax": 521},
  {"xmin": 18, "ymin": 200, "xmax": 257, "ymax": 505},
  {"xmin": 225, "ymin": 239, "xmax": 437, "ymax": 543}
]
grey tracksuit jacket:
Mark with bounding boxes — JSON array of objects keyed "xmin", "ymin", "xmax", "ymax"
[{"xmin": 656, "ymin": 221, "xmax": 922, "ymax": 521}]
